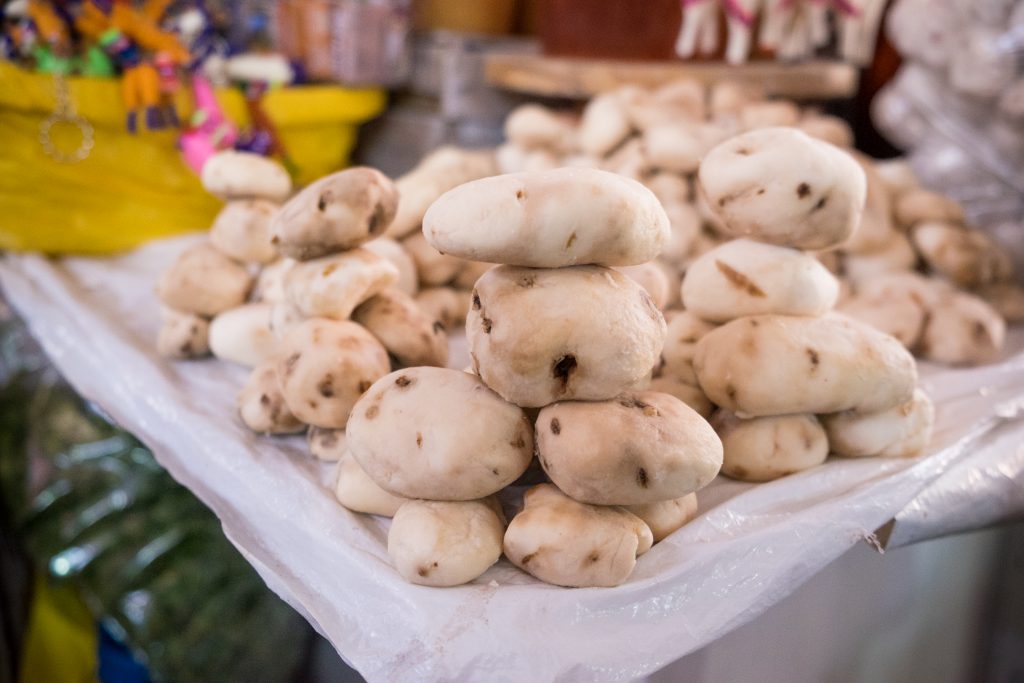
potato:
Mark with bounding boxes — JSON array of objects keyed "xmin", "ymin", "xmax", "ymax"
[
  {"xmin": 661, "ymin": 202, "xmax": 701, "ymax": 264},
  {"xmin": 388, "ymin": 498, "xmax": 504, "ymax": 587},
  {"xmin": 334, "ymin": 451, "xmax": 409, "ymax": 516},
  {"xmin": 643, "ymin": 122, "xmax": 732, "ymax": 174},
  {"xmin": 200, "ymin": 150, "xmax": 291, "ymax": 202},
  {"xmin": 625, "ymin": 493, "xmax": 698, "ymax": 543},
  {"xmin": 601, "ymin": 137, "xmax": 648, "ymax": 179},
  {"xmin": 975, "ymin": 282, "xmax": 1024, "ymax": 322},
  {"xmin": 643, "ymin": 171, "xmax": 691, "ymax": 206},
  {"xmin": 912, "ymin": 221, "xmax": 1009, "ymax": 288},
  {"xmin": 709, "ymin": 80, "xmax": 763, "ymax": 118},
  {"xmin": 842, "ymin": 232, "xmax": 917, "ymax": 283},
  {"xmin": 467, "ymin": 265, "xmax": 666, "ymax": 407},
  {"xmin": 237, "ymin": 361, "xmax": 305, "ymax": 434},
  {"xmin": 918, "ymin": 292, "xmax": 1005, "ymax": 365},
  {"xmin": 253, "ymin": 258, "xmax": 295, "ymax": 304},
  {"xmin": 402, "ymin": 232, "xmax": 465, "ymax": 286},
  {"xmin": 713, "ymin": 411, "xmax": 829, "ymax": 482},
  {"xmin": 578, "ymin": 91, "xmax": 632, "ymax": 157},
  {"xmin": 682, "ymin": 239, "xmax": 839, "ymax": 323},
  {"xmin": 893, "ymin": 188, "xmax": 965, "ymax": 228},
  {"xmin": 495, "ymin": 144, "xmax": 559, "ymax": 175},
  {"xmin": 157, "ymin": 243, "xmax": 253, "ymax": 316},
  {"xmin": 872, "ymin": 159, "xmax": 919, "ymax": 199},
  {"xmin": 414, "ymin": 287, "xmax": 471, "ymax": 331},
  {"xmin": 738, "ymin": 100, "xmax": 800, "ymax": 130},
  {"xmin": 362, "ymin": 237, "xmax": 418, "ymax": 296},
  {"xmin": 308, "ymin": 426, "xmax": 346, "ymax": 462},
  {"xmin": 276, "ymin": 319, "xmax": 390, "ymax": 429},
  {"xmin": 658, "ymin": 311, "xmax": 716, "ymax": 386},
  {"xmin": 698, "ymin": 127, "xmax": 867, "ymax": 250},
  {"xmin": 647, "ymin": 375, "xmax": 713, "ymax": 418},
  {"xmin": 503, "ymin": 484, "xmax": 653, "ymax": 588},
  {"xmin": 452, "ymin": 260, "xmax": 494, "ymax": 291},
  {"xmin": 616, "ymin": 262, "xmax": 670, "ymax": 310},
  {"xmin": 268, "ymin": 300, "xmax": 305, "ymax": 340},
  {"xmin": 823, "ymin": 388, "xmax": 934, "ymax": 458},
  {"xmin": 536, "ymin": 391, "xmax": 722, "ymax": 505},
  {"xmin": 270, "ymin": 167, "xmax": 398, "ymax": 260},
  {"xmin": 504, "ymin": 104, "xmax": 576, "ymax": 151},
  {"xmin": 694, "ymin": 314, "xmax": 917, "ymax": 417},
  {"xmin": 208, "ymin": 303, "xmax": 278, "ymax": 367},
  {"xmin": 423, "ymin": 168, "xmax": 669, "ymax": 268},
  {"xmin": 156, "ymin": 307, "xmax": 210, "ymax": 359},
  {"xmin": 387, "ymin": 147, "xmax": 496, "ymax": 239},
  {"xmin": 841, "ymin": 157, "xmax": 896, "ymax": 254},
  {"xmin": 798, "ymin": 114, "xmax": 855, "ymax": 148},
  {"xmin": 838, "ymin": 292, "xmax": 926, "ymax": 349},
  {"xmin": 352, "ymin": 288, "xmax": 448, "ymax": 368},
  {"xmin": 283, "ymin": 248, "xmax": 398, "ymax": 320},
  {"xmin": 347, "ymin": 367, "xmax": 534, "ymax": 500},
  {"xmin": 209, "ymin": 199, "xmax": 279, "ymax": 264}
]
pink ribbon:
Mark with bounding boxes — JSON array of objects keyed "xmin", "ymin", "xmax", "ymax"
[{"xmin": 721, "ymin": 0, "xmax": 755, "ymax": 26}]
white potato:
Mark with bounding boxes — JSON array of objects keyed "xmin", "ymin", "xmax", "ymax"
[
  {"xmin": 713, "ymin": 411, "xmax": 829, "ymax": 482},
  {"xmin": 824, "ymin": 388, "xmax": 934, "ymax": 458}
]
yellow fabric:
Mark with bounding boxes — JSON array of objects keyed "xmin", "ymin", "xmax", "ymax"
[
  {"xmin": 19, "ymin": 577, "xmax": 100, "ymax": 683},
  {"xmin": 0, "ymin": 62, "xmax": 386, "ymax": 255}
]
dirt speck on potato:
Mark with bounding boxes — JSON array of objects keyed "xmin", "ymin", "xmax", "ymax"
[
  {"xmin": 365, "ymin": 405, "xmax": 380, "ymax": 420},
  {"xmin": 797, "ymin": 183, "xmax": 811, "ymax": 198},
  {"xmin": 395, "ymin": 375, "xmax": 413, "ymax": 388},
  {"xmin": 636, "ymin": 467, "xmax": 649, "ymax": 488},
  {"xmin": 552, "ymin": 355, "xmax": 577, "ymax": 389},
  {"xmin": 715, "ymin": 260, "xmax": 766, "ymax": 297},
  {"xmin": 550, "ymin": 418, "xmax": 561, "ymax": 435}
]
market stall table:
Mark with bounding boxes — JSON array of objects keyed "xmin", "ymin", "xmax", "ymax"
[{"xmin": 1, "ymin": 235, "xmax": 1022, "ymax": 682}]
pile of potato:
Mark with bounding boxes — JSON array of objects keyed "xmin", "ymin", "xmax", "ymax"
[
  {"xmin": 682, "ymin": 126, "xmax": 935, "ymax": 481},
  {"xmin": 368, "ymin": 167, "xmax": 724, "ymax": 588},
  {"xmin": 490, "ymin": 80, "xmax": 1024, "ymax": 366},
  {"xmin": 156, "ymin": 151, "xmax": 459, "ymax": 471}
]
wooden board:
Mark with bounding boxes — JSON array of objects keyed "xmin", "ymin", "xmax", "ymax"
[{"xmin": 485, "ymin": 54, "xmax": 860, "ymax": 100}]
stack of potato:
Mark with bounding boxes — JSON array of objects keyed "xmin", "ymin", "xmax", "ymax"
[
  {"xmin": 341, "ymin": 167, "xmax": 726, "ymax": 588},
  {"xmin": 678, "ymin": 126, "xmax": 935, "ymax": 482},
  {"xmin": 157, "ymin": 152, "xmax": 456, "ymax": 469},
  {"xmin": 489, "ymin": 81, "xmax": 1024, "ymax": 366}
]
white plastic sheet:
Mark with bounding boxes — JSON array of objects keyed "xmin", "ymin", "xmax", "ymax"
[{"xmin": 2, "ymin": 236, "xmax": 1024, "ymax": 682}]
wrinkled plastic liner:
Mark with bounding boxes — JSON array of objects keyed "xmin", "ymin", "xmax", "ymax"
[{"xmin": 2, "ymin": 236, "xmax": 1023, "ymax": 682}]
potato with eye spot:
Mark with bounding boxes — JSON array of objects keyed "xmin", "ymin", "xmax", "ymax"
[
  {"xmin": 237, "ymin": 361, "xmax": 305, "ymax": 434},
  {"xmin": 713, "ymin": 411, "xmax": 829, "ymax": 482},
  {"xmin": 270, "ymin": 167, "xmax": 398, "ymax": 260},
  {"xmin": 682, "ymin": 239, "xmax": 839, "ymax": 323},
  {"xmin": 284, "ymin": 248, "xmax": 398, "ymax": 320},
  {"xmin": 423, "ymin": 168, "xmax": 669, "ymax": 268},
  {"xmin": 209, "ymin": 199, "xmax": 279, "ymax": 264},
  {"xmin": 694, "ymin": 314, "xmax": 917, "ymax": 417},
  {"xmin": 157, "ymin": 243, "xmax": 253, "ymax": 316},
  {"xmin": 824, "ymin": 388, "xmax": 934, "ymax": 459},
  {"xmin": 200, "ymin": 150, "xmax": 292, "ymax": 202},
  {"xmin": 503, "ymin": 484, "xmax": 653, "ymax": 588},
  {"xmin": 388, "ymin": 498, "xmax": 504, "ymax": 587},
  {"xmin": 334, "ymin": 451, "xmax": 409, "ymax": 516},
  {"xmin": 402, "ymin": 232, "xmax": 465, "ymax": 286},
  {"xmin": 276, "ymin": 319, "xmax": 390, "ymax": 429},
  {"xmin": 912, "ymin": 222, "xmax": 1009, "ymax": 288},
  {"xmin": 308, "ymin": 426, "xmax": 346, "ymax": 461},
  {"xmin": 347, "ymin": 367, "xmax": 534, "ymax": 500},
  {"xmin": 625, "ymin": 493, "xmax": 698, "ymax": 543},
  {"xmin": 698, "ymin": 127, "xmax": 867, "ymax": 250},
  {"xmin": 536, "ymin": 390, "xmax": 722, "ymax": 506},
  {"xmin": 157, "ymin": 307, "xmax": 210, "ymax": 359},
  {"xmin": 467, "ymin": 265, "xmax": 666, "ymax": 407},
  {"xmin": 352, "ymin": 288, "xmax": 448, "ymax": 368}
]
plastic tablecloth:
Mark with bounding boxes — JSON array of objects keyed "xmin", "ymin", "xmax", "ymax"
[{"xmin": 2, "ymin": 236, "xmax": 1023, "ymax": 682}]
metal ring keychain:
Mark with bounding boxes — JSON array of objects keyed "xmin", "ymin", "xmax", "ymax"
[{"xmin": 39, "ymin": 69, "xmax": 94, "ymax": 163}]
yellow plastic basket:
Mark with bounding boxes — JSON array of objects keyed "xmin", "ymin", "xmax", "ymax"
[{"xmin": 0, "ymin": 62, "xmax": 386, "ymax": 255}]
